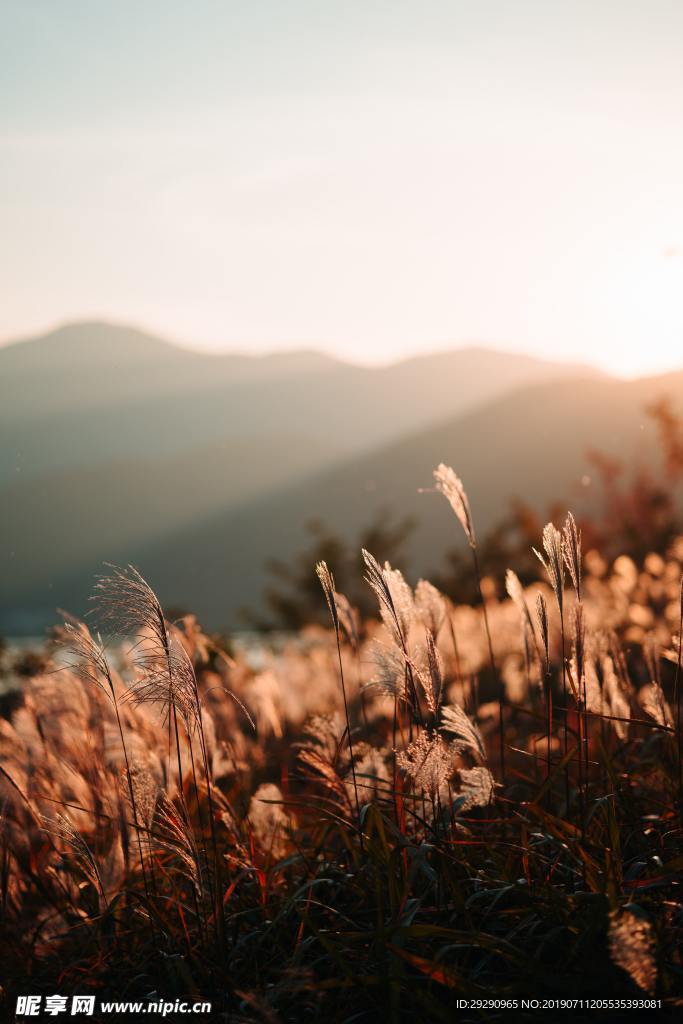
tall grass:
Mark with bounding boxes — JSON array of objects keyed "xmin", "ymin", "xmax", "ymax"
[{"xmin": 0, "ymin": 464, "xmax": 681, "ymax": 1019}]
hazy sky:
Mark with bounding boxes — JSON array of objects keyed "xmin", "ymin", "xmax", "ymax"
[{"xmin": 2, "ymin": 1, "xmax": 683, "ymax": 375}]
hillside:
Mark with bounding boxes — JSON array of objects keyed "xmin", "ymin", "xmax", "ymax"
[
  {"xmin": 0, "ymin": 323, "xmax": 607, "ymax": 632},
  {"xmin": 0, "ymin": 321, "xmax": 339, "ymax": 423},
  {"xmin": 0, "ymin": 321, "xmax": 598, "ymax": 482},
  {"xmin": 5, "ymin": 366, "xmax": 682, "ymax": 633}
]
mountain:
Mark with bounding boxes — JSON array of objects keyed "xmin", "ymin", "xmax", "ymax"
[
  {"xmin": 5, "ymin": 365, "xmax": 682, "ymax": 634},
  {"xmin": 0, "ymin": 320, "xmax": 606, "ymax": 632},
  {"xmin": 0, "ymin": 321, "xmax": 598, "ymax": 483},
  {"xmin": 0, "ymin": 321, "xmax": 338, "ymax": 423},
  {"xmin": 113, "ymin": 368, "xmax": 682, "ymax": 628}
]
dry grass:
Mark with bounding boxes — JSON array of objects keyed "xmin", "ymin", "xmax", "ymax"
[{"xmin": 1, "ymin": 466, "xmax": 682, "ymax": 1021}]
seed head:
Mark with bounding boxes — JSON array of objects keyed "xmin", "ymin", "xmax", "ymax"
[{"xmin": 432, "ymin": 464, "xmax": 476, "ymax": 548}]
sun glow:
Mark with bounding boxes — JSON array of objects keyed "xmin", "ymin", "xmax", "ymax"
[{"xmin": 591, "ymin": 250, "xmax": 683, "ymax": 377}]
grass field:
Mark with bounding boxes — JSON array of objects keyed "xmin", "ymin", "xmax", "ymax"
[{"xmin": 1, "ymin": 465, "xmax": 681, "ymax": 1021}]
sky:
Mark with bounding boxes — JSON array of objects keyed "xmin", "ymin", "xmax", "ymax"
[{"xmin": 2, "ymin": 0, "xmax": 683, "ymax": 377}]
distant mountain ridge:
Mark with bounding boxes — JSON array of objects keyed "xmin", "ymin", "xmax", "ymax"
[
  {"xmin": 1, "ymin": 320, "xmax": 610, "ymax": 633},
  {"xmin": 0, "ymin": 321, "xmax": 601, "ymax": 482},
  {"xmin": 0, "ymin": 322, "xmax": 342, "ymax": 425},
  {"xmin": 48, "ymin": 366, "xmax": 679, "ymax": 631},
  {"xmin": 0, "ymin": 321, "xmax": 189, "ymax": 369}
]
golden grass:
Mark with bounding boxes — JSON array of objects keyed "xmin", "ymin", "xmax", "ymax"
[{"xmin": 0, "ymin": 468, "xmax": 682, "ymax": 1019}]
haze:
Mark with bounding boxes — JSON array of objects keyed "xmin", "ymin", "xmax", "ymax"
[{"xmin": 2, "ymin": 0, "xmax": 683, "ymax": 376}]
